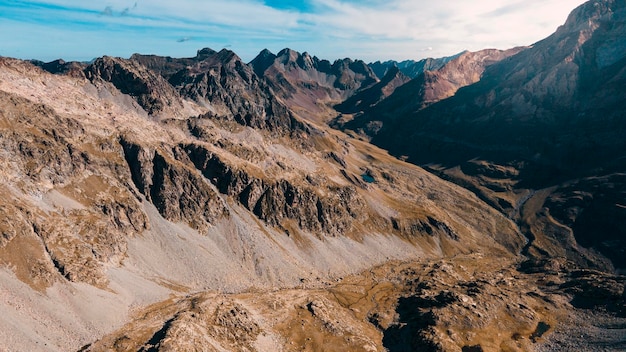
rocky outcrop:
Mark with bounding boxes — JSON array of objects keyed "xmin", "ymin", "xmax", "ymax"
[
  {"xmin": 84, "ymin": 56, "xmax": 185, "ymax": 115},
  {"xmin": 120, "ymin": 138, "xmax": 228, "ymax": 233},
  {"xmin": 390, "ymin": 216, "xmax": 459, "ymax": 240},
  {"xmin": 183, "ymin": 143, "xmax": 366, "ymax": 237}
]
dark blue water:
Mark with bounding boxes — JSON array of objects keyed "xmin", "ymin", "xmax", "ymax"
[{"xmin": 361, "ymin": 174, "xmax": 375, "ymax": 183}]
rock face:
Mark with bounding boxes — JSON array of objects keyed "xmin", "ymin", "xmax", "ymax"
[
  {"xmin": 182, "ymin": 142, "xmax": 366, "ymax": 237},
  {"xmin": 339, "ymin": 0, "xmax": 626, "ymax": 271},
  {"xmin": 120, "ymin": 138, "xmax": 229, "ymax": 233},
  {"xmin": 134, "ymin": 48, "xmax": 306, "ymax": 135}
]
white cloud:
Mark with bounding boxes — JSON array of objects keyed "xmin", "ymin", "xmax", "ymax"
[
  {"xmin": 2, "ymin": 0, "xmax": 588, "ymax": 62},
  {"xmin": 304, "ymin": 0, "xmax": 587, "ymax": 56}
]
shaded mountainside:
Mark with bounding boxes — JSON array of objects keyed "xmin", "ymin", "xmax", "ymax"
[
  {"xmin": 338, "ymin": 0, "xmax": 626, "ymax": 272},
  {"xmin": 335, "ymin": 66, "xmax": 411, "ymax": 114},
  {"xmin": 336, "ymin": 47, "xmax": 525, "ymax": 131}
]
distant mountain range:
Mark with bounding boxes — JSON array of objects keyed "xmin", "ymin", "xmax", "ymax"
[{"xmin": 368, "ymin": 52, "xmax": 464, "ymax": 79}]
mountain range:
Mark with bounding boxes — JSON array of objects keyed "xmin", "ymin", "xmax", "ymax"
[{"xmin": 0, "ymin": 0, "xmax": 625, "ymax": 351}]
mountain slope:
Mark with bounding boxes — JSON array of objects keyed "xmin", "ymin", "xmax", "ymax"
[
  {"xmin": 335, "ymin": 65, "xmax": 411, "ymax": 114},
  {"xmin": 338, "ymin": 47, "xmax": 525, "ymax": 132},
  {"xmin": 0, "ymin": 53, "xmax": 523, "ymax": 351},
  {"xmin": 339, "ymin": 0, "xmax": 626, "ymax": 271}
]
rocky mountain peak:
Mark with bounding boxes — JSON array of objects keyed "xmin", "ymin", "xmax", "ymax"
[
  {"xmin": 256, "ymin": 48, "xmax": 274, "ymax": 57},
  {"xmin": 214, "ymin": 48, "xmax": 241, "ymax": 66},
  {"xmin": 249, "ymin": 48, "xmax": 380, "ymax": 122},
  {"xmin": 196, "ymin": 47, "xmax": 219, "ymax": 60},
  {"xmin": 384, "ymin": 64, "xmax": 401, "ymax": 76},
  {"xmin": 276, "ymin": 47, "xmax": 299, "ymax": 61},
  {"xmin": 340, "ymin": 58, "xmax": 375, "ymax": 78},
  {"xmin": 560, "ymin": 0, "xmax": 622, "ymax": 33},
  {"xmin": 32, "ymin": 58, "xmax": 86, "ymax": 78},
  {"xmin": 250, "ymin": 48, "xmax": 277, "ymax": 76},
  {"xmin": 298, "ymin": 51, "xmax": 316, "ymax": 70}
]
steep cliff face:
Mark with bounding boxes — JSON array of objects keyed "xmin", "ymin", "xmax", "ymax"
[{"xmin": 120, "ymin": 139, "xmax": 229, "ymax": 233}]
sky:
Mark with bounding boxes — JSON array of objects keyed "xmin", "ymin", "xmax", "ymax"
[{"xmin": 0, "ymin": 0, "xmax": 587, "ymax": 63}]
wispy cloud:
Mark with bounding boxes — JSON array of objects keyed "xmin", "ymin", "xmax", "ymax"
[{"xmin": 0, "ymin": 0, "xmax": 587, "ymax": 62}]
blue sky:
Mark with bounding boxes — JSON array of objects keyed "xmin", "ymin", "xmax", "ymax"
[{"xmin": 0, "ymin": 0, "xmax": 586, "ymax": 63}]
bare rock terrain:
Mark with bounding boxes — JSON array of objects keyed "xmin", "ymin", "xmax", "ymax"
[{"xmin": 0, "ymin": 50, "xmax": 522, "ymax": 351}]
